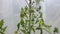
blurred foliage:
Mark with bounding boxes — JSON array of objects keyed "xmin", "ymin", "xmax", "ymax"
[
  {"xmin": 15, "ymin": 0, "xmax": 59, "ymax": 34},
  {"xmin": 0, "ymin": 20, "xmax": 7, "ymax": 34},
  {"xmin": 54, "ymin": 27, "xmax": 59, "ymax": 34}
]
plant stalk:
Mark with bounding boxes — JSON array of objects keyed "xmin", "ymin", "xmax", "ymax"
[
  {"xmin": 40, "ymin": 28, "xmax": 43, "ymax": 34},
  {"xmin": 39, "ymin": 24, "xmax": 43, "ymax": 34},
  {"xmin": 29, "ymin": 0, "xmax": 31, "ymax": 34}
]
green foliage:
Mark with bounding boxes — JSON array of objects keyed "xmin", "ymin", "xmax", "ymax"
[
  {"xmin": 35, "ymin": 0, "xmax": 41, "ymax": 3},
  {"xmin": 54, "ymin": 27, "xmax": 59, "ymax": 34},
  {"xmin": 15, "ymin": 0, "xmax": 59, "ymax": 34},
  {"xmin": 17, "ymin": 22, "xmax": 20, "ymax": 30},
  {"xmin": 0, "ymin": 20, "xmax": 7, "ymax": 34}
]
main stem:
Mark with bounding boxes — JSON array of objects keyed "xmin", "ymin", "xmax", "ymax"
[
  {"xmin": 29, "ymin": 0, "xmax": 31, "ymax": 34},
  {"xmin": 40, "ymin": 28, "xmax": 43, "ymax": 34},
  {"xmin": 39, "ymin": 23, "xmax": 43, "ymax": 34}
]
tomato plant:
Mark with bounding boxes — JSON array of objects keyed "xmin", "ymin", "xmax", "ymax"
[{"xmin": 15, "ymin": 0, "xmax": 59, "ymax": 34}]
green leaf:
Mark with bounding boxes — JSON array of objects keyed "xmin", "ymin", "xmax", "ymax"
[
  {"xmin": 25, "ymin": 6, "xmax": 28, "ymax": 11},
  {"xmin": 54, "ymin": 27, "xmax": 59, "ymax": 33},
  {"xmin": 20, "ymin": 7, "xmax": 28, "ymax": 18},
  {"xmin": 20, "ymin": 8, "xmax": 25, "ymax": 17},
  {"xmin": 44, "ymin": 27, "xmax": 51, "ymax": 34},
  {"xmin": 39, "ymin": 19, "xmax": 44, "ymax": 26},
  {"xmin": 43, "ymin": 24, "xmax": 52, "ymax": 34},
  {"xmin": 21, "ymin": 29, "xmax": 26, "ymax": 34},
  {"xmin": 0, "ymin": 20, "xmax": 7, "ymax": 34},
  {"xmin": 21, "ymin": 19, "xmax": 24, "ymax": 25},
  {"xmin": 17, "ymin": 22, "xmax": 20, "ymax": 30},
  {"xmin": 30, "ymin": 9, "xmax": 34, "ymax": 13},
  {"xmin": 39, "ymin": 12, "xmax": 42, "ymax": 18},
  {"xmin": 20, "ymin": 19, "xmax": 25, "ymax": 27},
  {"xmin": 31, "ymin": 1, "xmax": 35, "ymax": 5},
  {"xmin": 36, "ymin": 27, "xmax": 41, "ymax": 30},
  {"xmin": 39, "ymin": 6, "xmax": 41, "ymax": 9},
  {"xmin": 0, "ymin": 31, "xmax": 4, "ymax": 34},
  {"xmin": 0, "ymin": 20, "xmax": 4, "ymax": 28},
  {"xmin": 36, "ymin": 6, "xmax": 41, "ymax": 11},
  {"xmin": 43, "ymin": 24, "xmax": 52, "ymax": 28},
  {"xmin": 15, "ymin": 30, "xmax": 18, "ymax": 34},
  {"xmin": 3, "ymin": 26, "xmax": 7, "ymax": 32},
  {"xmin": 32, "ymin": 28, "xmax": 35, "ymax": 32},
  {"xmin": 31, "ymin": 18, "xmax": 34, "ymax": 21},
  {"xmin": 35, "ymin": 0, "xmax": 40, "ymax": 3}
]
